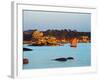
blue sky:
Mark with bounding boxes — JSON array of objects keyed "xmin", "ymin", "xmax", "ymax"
[{"xmin": 23, "ymin": 10, "xmax": 91, "ymax": 32}]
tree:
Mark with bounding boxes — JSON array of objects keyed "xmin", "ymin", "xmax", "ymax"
[{"xmin": 32, "ymin": 30, "xmax": 43, "ymax": 39}]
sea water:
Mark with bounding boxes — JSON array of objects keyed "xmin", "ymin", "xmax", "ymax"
[{"xmin": 23, "ymin": 43, "xmax": 91, "ymax": 69}]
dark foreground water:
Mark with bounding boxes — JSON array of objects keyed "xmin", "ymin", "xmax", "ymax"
[{"xmin": 23, "ymin": 43, "xmax": 91, "ymax": 69}]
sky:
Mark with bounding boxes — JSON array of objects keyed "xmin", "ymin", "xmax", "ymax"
[{"xmin": 23, "ymin": 10, "xmax": 91, "ymax": 32}]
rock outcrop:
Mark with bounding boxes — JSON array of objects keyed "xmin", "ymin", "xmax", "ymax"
[
  {"xmin": 23, "ymin": 48, "xmax": 32, "ymax": 51},
  {"xmin": 53, "ymin": 57, "xmax": 74, "ymax": 62},
  {"xmin": 70, "ymin": 38, "xmax": 77, "ymax": 47},
  {"xmin": 23, "ymin": 58, "xmax": 29, "ymax": 64}
]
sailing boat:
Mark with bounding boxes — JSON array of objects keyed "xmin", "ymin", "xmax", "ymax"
[{"xmin": 70, "ymin": 38, "xmax": 77, "ymax": 47}]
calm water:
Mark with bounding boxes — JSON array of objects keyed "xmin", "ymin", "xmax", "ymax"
[{"xmin": 23, "ymin": 43, "xmax": 91, "ymax": 69}]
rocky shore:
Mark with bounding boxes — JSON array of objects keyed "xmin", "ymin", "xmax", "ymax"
[{"xmin": 23, "ymin": 30, "xmax": 91, "ymax": 46}]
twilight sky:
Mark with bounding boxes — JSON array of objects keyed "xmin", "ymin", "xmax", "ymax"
[{"xmin": 23, "ymin": 10, "xmax": 91, "ymax": 32}]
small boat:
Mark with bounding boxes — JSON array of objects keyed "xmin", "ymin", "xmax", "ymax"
[{"xmin": 70, "ymin": 38, "xmax": 77, "ymax": 47}]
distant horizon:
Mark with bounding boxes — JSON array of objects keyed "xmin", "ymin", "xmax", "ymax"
[
  {"xmin": 23, "ymin": 28, "xmax": 91, "ymax": 32},
  {"xmin": 23, "ymin": 10, "xmax": 91, "ymax": 32}
]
